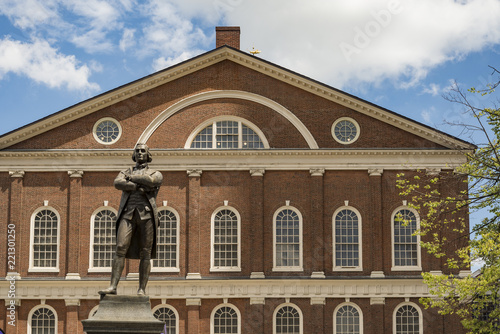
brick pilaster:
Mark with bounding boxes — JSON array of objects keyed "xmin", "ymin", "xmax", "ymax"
[
  {"xmin": 66, "ymin": 170, "xmax": 83, "ymax": 279},
  {"xmin": 186, "ymin": 299, "xmax": 201, "ymax": 334},
  {"xmin": 8, "ymin": 170, "xmax": 24, "ymax": 277},
  {"xmin": 187, "ymin": 170, "xmax": 202, "ymax": 279},
  {"xmin": 65, "ymin": 299, "xmax": 80, "ymax": 334},
  {"xmin": 310, "ymin": 169, "xmax": 325, "ymax": 278},
  {"xmin": 369, "ymin": 169, "xmax": 384, "ymax": 277},
  {"xmin": 250, "ymin": 169, "xmax": 265, "ymax": 278}
]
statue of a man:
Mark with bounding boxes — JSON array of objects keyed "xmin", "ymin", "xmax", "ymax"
[{"xmin": 99, "ymin": 143, "xmax": 163, "ymax": 296}]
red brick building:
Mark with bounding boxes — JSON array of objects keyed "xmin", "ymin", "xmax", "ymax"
[{"xmin": 0, "ymin": 27, "xmax": 472, "ymax": 333}]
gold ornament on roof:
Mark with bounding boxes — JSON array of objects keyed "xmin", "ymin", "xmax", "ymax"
[{"xmin": 249, "ymin": 46, "xmax": 261, "ymax": 55}]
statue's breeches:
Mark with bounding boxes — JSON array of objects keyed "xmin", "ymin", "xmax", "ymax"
[{"xmin": 116, "ymin": 209, "xmax": 154, "ymax": 260}]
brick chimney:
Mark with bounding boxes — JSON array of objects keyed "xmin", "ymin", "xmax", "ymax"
[{"xmin": 215, "ymin": 26, "xmax": 240, "ymax": 49}]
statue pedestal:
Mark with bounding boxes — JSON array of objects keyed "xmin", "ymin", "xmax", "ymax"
[{"xmin": 82, "ymin": 295, "xmax": 164, "ymax": 334}]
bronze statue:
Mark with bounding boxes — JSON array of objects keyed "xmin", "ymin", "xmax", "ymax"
[{"xmin": 99, "ymin": 143, "xmax": 163, "ymax": 296}]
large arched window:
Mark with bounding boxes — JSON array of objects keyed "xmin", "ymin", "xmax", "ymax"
[
  {"xmin": 273, "ymin": 207, "xmax": 303, "ymax": 271},
  {"xmin": 186, "ymin": 117, "xmax": 269, "ymax": 149},
  {"xmin": 392, "ymin": 207, "xmax": 421, "ymax": 271},
  {"xmin": 334, "ymin": 303, "xmax": 363, "ymax": 334},
  {"xmin": 333, "ymin": 207, "xmax": 362, "ymax": 271},
  {"xmin": 89, "ymin": 207, "xmax": 117, "ymax": 271},
  {"xmin": 153, "ymin": 208, "xmax": 180, "ymax": 272},
  {"xmin": 211, "ymin": 207, "xmax": 241, "ymax": 272},
  {"xmin": 29, "ymin": 207, "xmax": 60, "ymax": 272},
  {"xmin": 211, "ymin": 304, "xmax": 241, "ymax": 334},
  {"xmin": 393, "ymin": 303, "xmax": 422, "ymax": 334},
  {"xmin": 153, "ymin": 305, "xmax": 179, "ymax": 334},
  {"xmin": 273, "ymin": 303, "xmax": 302, "ymax": 334},
  {"xmin": 28, "ymin": 305, "xmax": 57, "ymax": 334}
]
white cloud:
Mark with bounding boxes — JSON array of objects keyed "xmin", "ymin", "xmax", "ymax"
[
  {"xmin": 0, "ymin": 0, "xmax": 60, "ymax": 29},
  {"xmin": 0, "ymin": 37, "xmax": 100, "ymax": 92},
  {"xmin": 119, "ymin": 28, "xmax": 136, "ymax": 52},
  {"xmin": 421, "ymin": 109, "xmax": 432, "ymax": 123},
  {"xmin": 218, "ymin": 0, "xmax": 500, "ymax": 89},
  {"xmin": 152, "ymin": 50, "xmax": 202, "ymax": 71},
  {"xmin": 138, "ymin": 0, "xmax": 210, "ymax": 69}
]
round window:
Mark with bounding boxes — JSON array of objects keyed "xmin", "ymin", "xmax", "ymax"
[
  {"xmin": 93, "ymin": 118, "xmax": 122, "ymax": 145},
  {"xmin": 332, "ymin": 118, "xmax": 360, "ymax": 144}
]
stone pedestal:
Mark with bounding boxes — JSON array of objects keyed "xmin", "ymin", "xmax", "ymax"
[{"xmin": 82, "ymin": 295, "xmax": 164, "ymax": 334}]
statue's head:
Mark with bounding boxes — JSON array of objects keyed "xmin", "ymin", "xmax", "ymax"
[{"xmin": 132, "ymin": 143, "xmax": 152, "ymax": 163}]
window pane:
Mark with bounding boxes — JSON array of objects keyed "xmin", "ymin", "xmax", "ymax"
[
  {"xmin": 213, "ymin": 210, "xmax": 239, "ymax": 268},
  {"xmin": 214, "ymin": 306, "xmax": 238, "ymax": 334},
  {"xmin": 336, "ymin": 305, "xmax": 360, "ymax": 334},
  {"xmin": 335, "ymin": 209, "xmax": 359, "ymax": 267},
  {"xmin": 275, "ymin": 306, "xmax": 300, "ymax": 334},
  {"xmin": 216, "ymin": 121, "xmax": 239, "ymax": 149},
  {"xmin": 275, "ymin": 210, "xmax": 301, "ymax": 268},
  {"xmin": 154, "ymin": 307, "xmax": 177, "ymax": 334},
  {"xmin": 395, "ymin": 305, "xmax": 420, "ymax": 334},
  {"xmin": 31, "ymin": 307, "xmax": 56, "ymax": 334},
  {"xmin": 191, "ymin": 125, "xmax": 213, "ymax": 148},
  {"xmin": 394, "ymin": 210, "xmax": 418, "ymax": 266},
  {"xmin": 153, "ymin": 210, "xmax": 178, "ymax": 268},
  {"xmin": 190, "ymin": 121, "xmax": 264, "ymax": 149},
  {"xmin": 334, "ymin": 119, "xmax": 357, "ymax": 143},
  {"xmin": 242, "ymin": 125, "xmax": 264, "ymax": 148},
  {"xmin": 93, "ymin": 210, "xmax": 117, "ymax": 268},
  {"xmin": 96, "ymin": 120, "xmax": 120, "ymax": 143},
  {"xmin": 33, "ymin": 210, "xmax": 58, "ymax": 268}
]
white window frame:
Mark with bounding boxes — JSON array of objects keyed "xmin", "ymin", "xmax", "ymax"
[
  {"xmin": 391, "ymin": 206, "xmax": 421, "ymax": 271},
  {"xmin": 210, "ymin": 303, "xmax": 241, "ymax": 334},
  {"xmin": 152, "ymin": 304, "xmax": 179, "ymax": 334},
  {"xmin": 333, "ymin": 206, "xmax": 363, "ymax": 271},
  {"xmin": 210, "ymin": 206, "xmax": 241, "ymax": 272},
  {"xmin": 273, "ymin": 303, "xmax": 303, "ymax": 334},
  {"xmin": 331, "ymin": 117, "xmax": 360, "ymax": 145},
  {"xmin": 184, "ymin": 115, "xmax": 270, "ymax": 149},
  {"xmin": 88, "ymin": 206, "xmax": 118, "ymax": 273},
  {"xmin": 29, "ymin": 207, "xmax": 60, "ymax": 273},
  {"xmin": 333, "ymin": 302, "xmax": 364, "ymax": 334},
  {"xmin": 93, "ymin": 117, "xmax": 122, "ymax": 145},
  {"xmin": 28, "ymin": 304, "xmax": 58, "ymax": 334},
  {"xmin": 273, "ymin": 206, "xmax": 303, "ymax": 272},
  {"xmin": 152, "ymin": 206, "xmax": 181, "ymax": 272},
  {"xmin": 393, "ymin": 302, "xmax": 423, "ymax": 334}
]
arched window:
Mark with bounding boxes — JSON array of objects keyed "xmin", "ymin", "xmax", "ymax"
[
  {"xmin": 28, "ymin": 305, "xmax": 57, "ymax": 334},
  {"xmin": 392, "ymin": 207, "xmax": 421, "ymax": 271},
  {"xmin": 393, "ymin": 303, "xmax": 422, "ymax": 334},
  {"xmin": 153, "ymin": 305, "xmax": 178, "ymax": 334},
  {"xmin": 273, "ymin": 304, "xmax": 302, "ymax": 334},
  {"xmin": 211, "ymin": 304, "xmax": 240, "ymax": 334},
  {"xmin": 211, "ymin": 207, "xmax": 241, "ymax": 271},
  {"xmin": 273, "ymin": 207, "xmax": 303, "ymax": 271},
  {"xmin": 186, "ymin": 117, "xmax": 269, "ymax": 149},
  {"xmin": 89, "ymin": 207, "xmax": 117, "ymax": 271},
  {"xmin": 333, "ymin": 207, "xmax": 362, "ymax": 271},
  {"xmin": 153, "ymin": 208, "xmax": 180, "ymax": 271},
  {"xmin": 334, "ymin": 303, "xmax": 363, "ymax": 334},
  {"xmin": 30, "ymin": 207, "xmax": 60, "ymax": 272}
]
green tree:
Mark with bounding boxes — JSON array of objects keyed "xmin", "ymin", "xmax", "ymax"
[{"xmin": 397, "ymin": 67, "xmax": 500, "ymax": 333}]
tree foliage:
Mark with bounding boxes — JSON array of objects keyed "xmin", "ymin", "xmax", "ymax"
[{"xmin": 397, "ymin": 67, "xmax": 500, "ymax": 333}]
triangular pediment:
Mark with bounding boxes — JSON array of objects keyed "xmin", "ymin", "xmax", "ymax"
[{"xmin": 0, "ymin": 46, "xmax": 473, "ymax": 150}]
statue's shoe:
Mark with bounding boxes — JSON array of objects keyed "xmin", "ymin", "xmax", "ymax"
[
  {"xmin": 98, "ymin": 287, "xmax": 117, "ymax": 295},
  {"xmin": 137, "ymin": 288, "xmax": 146, "ymax": 296}
]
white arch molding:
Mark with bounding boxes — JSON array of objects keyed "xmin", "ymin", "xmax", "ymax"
[{"xmin": 137, "ymin": 90, "xmax": 319, "ymax": 149}]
